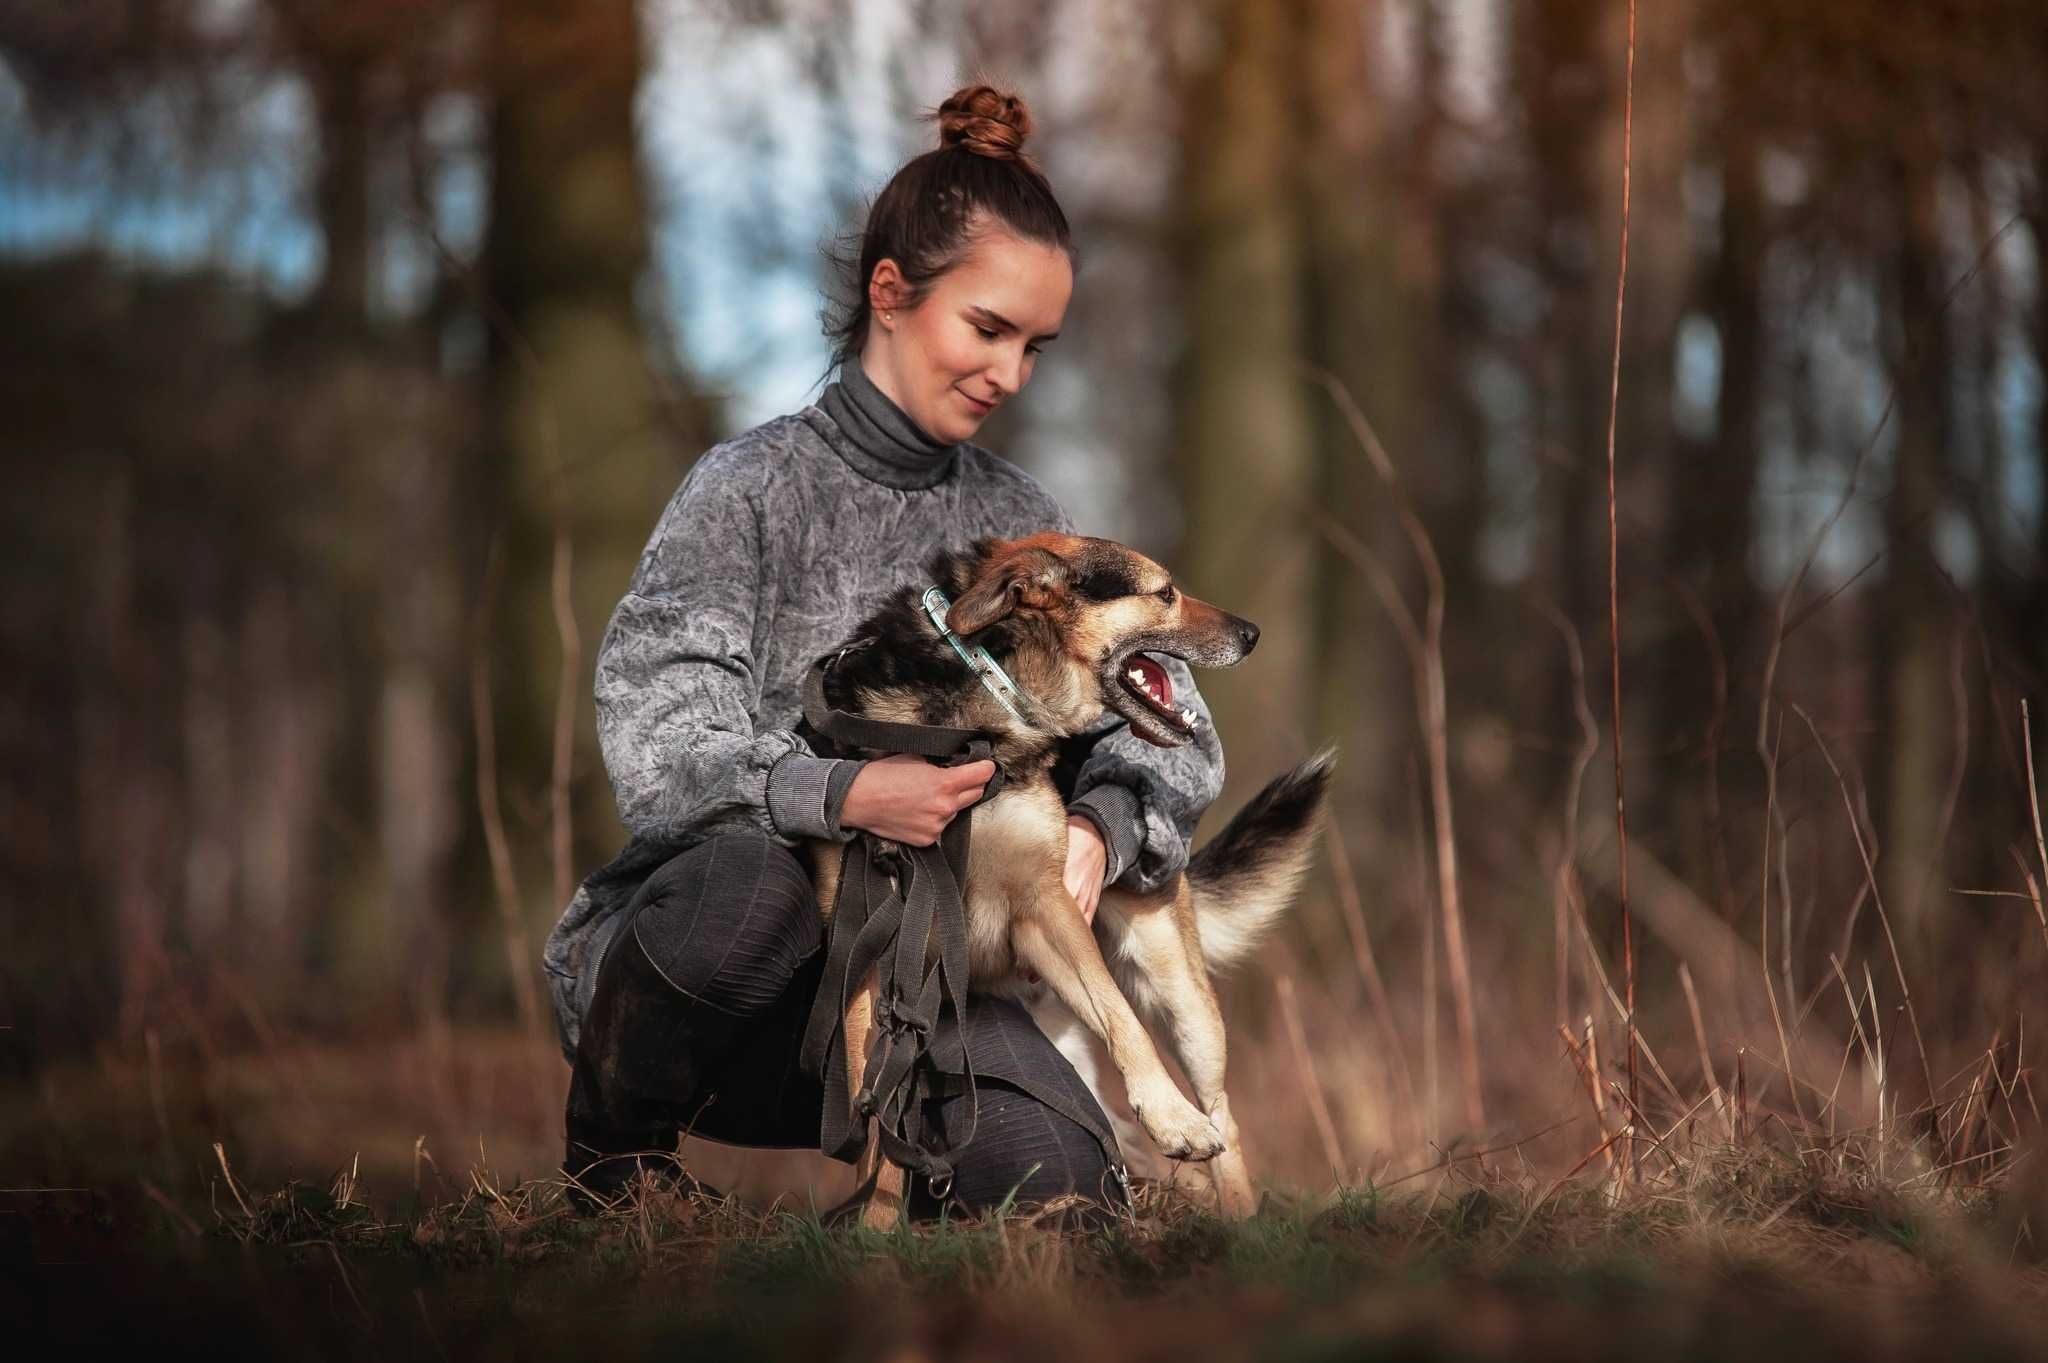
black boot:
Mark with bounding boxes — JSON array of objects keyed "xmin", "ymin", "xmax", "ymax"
[{"xmin": 562, "ymin": 918, "xmax": 734, "ymax": 1210}]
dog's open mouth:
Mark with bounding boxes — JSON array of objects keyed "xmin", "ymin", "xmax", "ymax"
[{"xmin": 1117, "ymin": 652, "xmax": 1199, "ymax": 737}]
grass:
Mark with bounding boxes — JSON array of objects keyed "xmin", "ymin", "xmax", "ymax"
[
  {"xmin": 9, "ymin": 1015, "xmax": 2048, "ymax": 1359},
  {"xmin": 17, "ymin": 1118, "xmax": 2047, "ymax": 1360}
]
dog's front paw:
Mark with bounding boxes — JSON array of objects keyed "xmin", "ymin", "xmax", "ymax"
[{"xmin": 1131, "ymin": 1085, "xmax": 1225, "ymax": 1160}]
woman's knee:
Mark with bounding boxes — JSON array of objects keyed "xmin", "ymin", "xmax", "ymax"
[
  {"xmin": 916, "ymin": 997, "xmax": 1126, "ymax": 1217},
  {"xmin": 627, "ymin": 830, "xmax": 820, "ymax": 1012},
  {"xmin": 918, "ymin": 1080, "xmax": 1122, "ymax": 1219}
]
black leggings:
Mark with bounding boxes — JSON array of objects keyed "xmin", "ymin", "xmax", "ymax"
[{"xmin": 566, "ymin": 830, "xmax": 1122, "ymax": 1218}]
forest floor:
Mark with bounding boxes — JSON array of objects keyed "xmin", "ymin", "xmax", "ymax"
[{"xmin": 9, "ymin": 1028, "xmax": 2048, "ymax": 1360}]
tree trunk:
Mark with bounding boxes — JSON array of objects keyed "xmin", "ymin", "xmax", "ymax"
[
  {"xmin": 1172, "ymin": 0, "xmax": 1319, "ymax": 807},
  {"xmin": 481, "ymin": 0, "xmax": 693, "ymax": 1015},
  {"xmin": 1876, "ymin": 139, "xmax": 1955, "ymax": 972}
]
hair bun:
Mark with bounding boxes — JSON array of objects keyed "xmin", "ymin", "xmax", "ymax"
[{"xmin": 934, "ymin": 84, "xmax": 1033, "ymax": 162}]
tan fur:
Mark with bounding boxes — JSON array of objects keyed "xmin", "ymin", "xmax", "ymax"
[{"xmin": 813, "ymin": 535, "xmax": 1302, "ymax": 1224}]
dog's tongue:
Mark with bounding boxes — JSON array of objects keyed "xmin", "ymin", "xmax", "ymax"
[{"xmin": 1132, "ymin": 654, "xmax": 1173, "ymax": 707}]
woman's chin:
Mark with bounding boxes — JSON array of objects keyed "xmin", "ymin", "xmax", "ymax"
[{"xmin": 930, "ymin": 415, "xmax": 984, "ymax": 443}]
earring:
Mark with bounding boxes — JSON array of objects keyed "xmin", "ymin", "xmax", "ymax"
[{"xmin": 883, "ymin": 312, "xmax": 893, "ymax": 322}]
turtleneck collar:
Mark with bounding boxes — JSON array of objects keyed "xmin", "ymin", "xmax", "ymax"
[{"xmin": 814, "ymin": 359, "xmax": 961, "ymax": 491}]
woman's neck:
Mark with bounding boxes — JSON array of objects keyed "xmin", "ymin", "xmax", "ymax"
[{"xmin": 815, "ymin": 356, "xmax": 959, "ymax": 491}]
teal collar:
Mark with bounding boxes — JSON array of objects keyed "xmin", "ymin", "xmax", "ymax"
[{"xmin": 922, "ymin": 586, "xmax": 1031, "ymax": 726}]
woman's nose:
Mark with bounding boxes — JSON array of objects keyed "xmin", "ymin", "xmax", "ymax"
[{"xmin": 988, "ymin": 349, "xmax": 1026, "ymax": 395}]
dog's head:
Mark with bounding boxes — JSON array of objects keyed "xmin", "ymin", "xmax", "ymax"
[{"xmin": 942, "ymin": 533, "xmax": 1259, "ymax": 747}]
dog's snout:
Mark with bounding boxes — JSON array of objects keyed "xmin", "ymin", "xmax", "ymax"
[{"xmin": 1237, "ymin": 619, "xmax": 1260, "ymax": 655}]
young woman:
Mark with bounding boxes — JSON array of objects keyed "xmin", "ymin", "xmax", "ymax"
[{"xmin": 544, "ymin": 84, "xmax": 1225, "ymax": 1218}]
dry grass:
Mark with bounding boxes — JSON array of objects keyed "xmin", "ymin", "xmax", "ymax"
[{"xmin": 9, "ymin": 1016, "xmax": 2047, "ymax": 1358}]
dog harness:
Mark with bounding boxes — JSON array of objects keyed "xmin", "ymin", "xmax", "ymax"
[{"xmin": 795, "ymin": 645, "xmax": 1126, "ymax": 1206}]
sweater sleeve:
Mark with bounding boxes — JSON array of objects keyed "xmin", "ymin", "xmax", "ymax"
[
  {"xmin": 1036, "ymin": 500, "xmax": 1227, "ymax": 893},
  {"xmin": 595, "ymin": 447, "xmax": 861, "ymax": 846}
]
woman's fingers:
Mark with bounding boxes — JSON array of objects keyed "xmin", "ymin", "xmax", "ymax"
[
  {"xmin": 840, "ymin": 754, "xmax": 999, "ymax": 844},
  {"xmin": 949, "ymin": 759, "xmax": 995, "ymax": 808},
  {"xmin": 949, "ymin": 759, "xmax": 996, "ymax": 789}
]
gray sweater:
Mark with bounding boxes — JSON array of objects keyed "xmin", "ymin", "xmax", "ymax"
[{"xmin": 541, "ymin": 360, "xmax": 1225, "ymax": 1057}]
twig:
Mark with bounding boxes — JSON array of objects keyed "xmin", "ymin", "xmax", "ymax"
[
  {"xmin": 1380, "ymin": 1116, "xmax": 1585, "ymax": 1190},
  {"xmin": 2009, "ymin": 850, "xmax": 2048, "ymax": 955},
  {"xmin": 1324, "ymin": 819, "xmax": 1420, "ymax": 1137},
  {"xmin": 1757, "ymin": 713, "xmax": 1810, "ymax": 1130},
  {"xmin": 1676, "ymin": 962, "xmax": 1726, "ymax": 1129},
  {"xmin": 472, "ymin": 535, "xmax": 543, "ymax": 1037},
  {"xmin": 1413, "ymin": 761, "xmax": 1440, "ymax": 1146},
  {"xmin": 1276, "ymin": 975, "xmax": 1347, "ymax": 1186},
  {"xmin": 1734, "ymin": 1046, "xmax": 1749, "ymax": 1146},
  {"xmin": 1310, "ymin": 384, "xmax": 1482, "ymax": 1130},
  {"xmin": 1789, "ymin": 703, "xmax": 1938, "ymax": 1108},
  {"xmin": 1538, "ymin": 599, "xmax": 1601, "ymax": 1033},
  {"xmin": 213, "ymin": 1142, "xmax": 254, "ymax": 1220},
  {"xmin": 1607, "ymin": 1079, "xmax": 1681, "ymax": 1177},
  {"xmin": 1564, "ymin": 873, "xmax": 1686, "ymax": 1108},
  {"xmin": 1824, "ymin": 953, "xmax": 1879, "ymax": 1128},
  {"xmin": 1603, "ymin": 0, "xmax": 1639, "ymax": 1185},
  {"xmin": 1558, "ymin": 1023, "xmax": 1616, "ymax": 1175}
]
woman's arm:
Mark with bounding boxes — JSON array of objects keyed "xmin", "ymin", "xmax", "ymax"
[{"xmin": 595, "ymin": 448, "xmax": 860, "ymax": 845}]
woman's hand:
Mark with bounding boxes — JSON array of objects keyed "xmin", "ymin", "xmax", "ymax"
[
  {"xmin": 840, "ymin": 753, "xmax": 995, "ymax": 847},
  {"xmin": 1063, "ymin": 815, "xmax": 1108, "ymax": 926}
]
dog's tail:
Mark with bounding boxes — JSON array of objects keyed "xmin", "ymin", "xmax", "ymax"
[{"xmin": 1187, "ymin": 748, "xmax": 1335, "ymax": 974}]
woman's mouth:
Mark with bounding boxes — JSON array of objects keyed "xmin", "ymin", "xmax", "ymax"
[{"xmin": 958, "ymin": 389, "xmax": 995, "ymax": 416}]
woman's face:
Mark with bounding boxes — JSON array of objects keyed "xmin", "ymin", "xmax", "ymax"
[{"xmin": 862, "ymin": 223, "xmax": 1074, "ymax": 444}]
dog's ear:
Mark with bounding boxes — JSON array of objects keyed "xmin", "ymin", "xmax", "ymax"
[{"xmin": 947, "ymin": 547, "xmax": 1070, "ymax": 636}]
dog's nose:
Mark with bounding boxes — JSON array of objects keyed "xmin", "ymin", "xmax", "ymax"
[{"xmin": 1238, "ymin": 620, "xmax": 1260, "ymax": 655}]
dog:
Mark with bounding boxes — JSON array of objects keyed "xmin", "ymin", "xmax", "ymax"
[{"xmin": 801, "ymin": 532, "xmax": 1331, "ymax": 1224}]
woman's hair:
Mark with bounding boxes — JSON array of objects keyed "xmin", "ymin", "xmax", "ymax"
[{"xmin": 823, "ymin": 83, "xmax": 1075, "ymax": 371}]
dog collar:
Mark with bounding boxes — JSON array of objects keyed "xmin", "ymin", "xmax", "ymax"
[{"xmin": 922, "ymin": 586, "xmax": 1031, "ymax": 726}]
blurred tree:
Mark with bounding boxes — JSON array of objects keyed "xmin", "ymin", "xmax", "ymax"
[
  {"xmin": 479, "ymin": 0, "xmax": 716, "ymax": 1020},
  {"xmin": 1172, "ymin": 0, "xmax": 1319, "ymax": 804},
  {"xmin": 1660, "ymin": 2, "xmax": 1766, "ymax": 923}
]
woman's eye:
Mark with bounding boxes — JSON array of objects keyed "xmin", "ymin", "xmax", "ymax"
[
  {"xmin": 973, "ymin": 325, "xmax": 998, "ymax": 341},
  {"xmin": 1025, "ymin": 343, "xmax": 1044, "ymax": 356}
]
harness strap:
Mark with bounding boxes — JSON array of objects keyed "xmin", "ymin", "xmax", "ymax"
[{"xmin": 801, "ymin": 651, "xmax": 991, "ymax": 761}]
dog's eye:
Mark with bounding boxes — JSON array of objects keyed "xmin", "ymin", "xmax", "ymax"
[
  {"xmin": 1156, "ymin": 584, "xmax": 1177, "ymax": 605},
  {"xmin": 1075, "ymin": 570, "xmax": 1127, "ymax": 601}
]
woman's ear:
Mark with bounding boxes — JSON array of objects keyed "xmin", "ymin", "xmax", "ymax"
[
  {"xmin": 868, "ymin": 258, "xmax": 908, "ymax": 320},
  {"xmin": 947, "ymin": 547, "xmax": 1070, "ymax": 636}
]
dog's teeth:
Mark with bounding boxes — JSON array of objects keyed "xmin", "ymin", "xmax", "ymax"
[{"xmin": 1127, "ymin": 668, "xmax": 1145, "ymax": 683}]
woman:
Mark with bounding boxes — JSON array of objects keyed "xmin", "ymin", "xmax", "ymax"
[{"xmin": 545, "ymin": 85, "xmax": 1224, "ymax": 1218}]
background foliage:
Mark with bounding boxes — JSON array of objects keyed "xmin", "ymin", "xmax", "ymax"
[{"xmin": 4, "ymin": 0, "xmax": 2047, "ymax": 1219}]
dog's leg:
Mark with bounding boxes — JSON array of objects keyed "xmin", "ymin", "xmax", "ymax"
[
  {"xmin": 1114, "ymin": 880, "xmax": 1258, "ymax": 1217},
  {"xmin": 1013, "ymin": 879, "xmax": 1223, "ymax": 1161},
  {"xmin": 1026, "ymin": 996, "xmax": 1171, "ymax": 1182},
  {"xmin": 841, "ymin": 967, "xmax": 905, "ymax": 1229}
]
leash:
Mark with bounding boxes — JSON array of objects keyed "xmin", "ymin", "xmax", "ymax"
[
  {"xmin": 797, "ymin": 647, "xmax": 1001, "ymax": 1188},
  {"xmin": 796, "ymin": 646, "xmax": 1129, "ymax": 1208}
]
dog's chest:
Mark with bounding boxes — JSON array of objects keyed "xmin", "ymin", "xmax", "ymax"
[{"xmin": 960, "ymin": 779, "xmax": 1066, "ymax": 978}]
